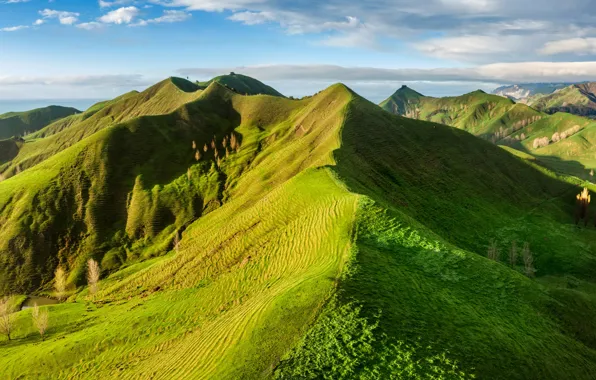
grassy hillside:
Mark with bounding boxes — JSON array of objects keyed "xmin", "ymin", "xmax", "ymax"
[
  {"xmin": 529, "ymin": 82, "xmax": 596, "ymax": 118},
  {"xmin": 198, "ymin": 73, "xmax": 285, "ymax": 97},
  {"xmin": 0, "ymin": 105, "xmax": 80, "ymax": 140},
  {"xmin": 2, "ymin": 80, "xmax": 596, "ymax": 379},
  {"xmin": 381, "ymin": 87, "xmax": 596, "ymax": 178}
]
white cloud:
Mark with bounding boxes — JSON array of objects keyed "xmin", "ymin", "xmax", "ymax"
[
  {"xmin": 76, "ymin": 22, "xmax": 104, "ymax": 30},
  {"xmin": 33, "ymin": 19, "xmax": 45, "ymax": 26},
  {"xmin": 0, "ymin": 25, "xmax": 28, "ymax": 32},
  {"xmin": 3, "ymin": 0, "xmax": 31, "ymax": 3},
  {"xmin": 177, "ymin": 62, "xmax": 596, "ymax": 85},
  {"xmin": 539, "ymin": 38, "xmax": 596, "ymax": 55},
  {"xmin": 0, "ymin": 74, "xmax": 153, "ymax": 87},
  {"xmin": 99, "ymin": 6, "xmax": 140, "ymax": 24},
  {"xmin": 132, "ymin": 10, "xmax": 191, "ymax": 26},
  {"xmin": 39, "ymin": 9, "xmax": 80, "ymax": 25}
]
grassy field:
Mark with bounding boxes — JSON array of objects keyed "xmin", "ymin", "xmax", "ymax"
[{"xmin": 2, "ymin": 78, "xmax": 596, "ymax": 379}]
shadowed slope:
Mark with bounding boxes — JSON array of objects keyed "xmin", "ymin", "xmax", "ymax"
[{"xmin": 0, "ymin": 105, "xmax": 80, "ymax": 139}]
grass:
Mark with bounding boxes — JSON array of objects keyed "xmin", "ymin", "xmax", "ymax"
[
  {"xmin": 380, "ymin": 86, "xmax": 596, "ymax": 178},
  {"xmin": 0, "ymin": 105, "xmax": 79, "ymax": 140},
  {"xmin": 2, "ymin": 78, "xmax": 596, "ymax": 379}
]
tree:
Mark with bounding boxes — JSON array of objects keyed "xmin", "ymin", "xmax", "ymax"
[
  {"xmin": 55, "ymin": 266, "xmax": 66, "ymax": 301},
  {"xmin": 32, "ymin": 303, "xmax": 49, "ymax": 341},
  {"xmin": 509, "ymin": 240, "xmax": 518, "ymax": 268},
  {"xmin": 87, "ymin": 259, "xmax": 101, "ymax": 296},
  {"xmin": 174, "ymin": 230, "xmax": 181, "ymax": 253},
  {"xmin": 522, "ymin": 243, "xmax": 535, "ymax": 278},
  {"xmin": 487, "ymin": 240, "xmax": 500, "ymax": 262},
  {"xmin": 0, "ymin": 297, "xmax": 14, "ymax": 341}
]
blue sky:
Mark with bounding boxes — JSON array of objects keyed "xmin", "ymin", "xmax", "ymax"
[{"xmin": 1, "ymin": 0, "xmax": 596, "ymax": 103}]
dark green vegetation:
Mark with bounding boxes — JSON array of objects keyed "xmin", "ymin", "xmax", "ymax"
[
  {"xmin": 381, "ymin": 86, "xmax": 596, "ymax": 178},
  {"xmin": 0, "ymin": 105, "xmax": 80, "ymax": 140},
  {"xmin": 528, "ymin": 82, "xmax": 596, "ymax": 118},
  {"xmin": 2, "ymin": 76, "xmax": 596, "ymax": 379},
  {"xmin": 197, "ymin": 72, "xmax": 284, "ymax": 97}
]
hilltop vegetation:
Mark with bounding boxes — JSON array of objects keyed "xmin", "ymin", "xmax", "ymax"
[
  {"xmin": 0, "ymin": 105, "xmax": 80, "ymax": 140},
  {"xmin": 197, "ymin": 73, "xmax": 285, "ymax": 97},
  {"xmin": 1, "ymin": 77, "xmax": 596, "ymax": 379}
]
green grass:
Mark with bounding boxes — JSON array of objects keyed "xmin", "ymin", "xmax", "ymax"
[
  {"xmin": 2, "ymin": 79, "xmax": 596, "ymax": 379},
  {"xmin": 198, "ymin": 73, "xmax": 284, "ymax": 97},
  {"xmin": 0, "ymin": 105, "xmax": 80, "ymax": 140}
]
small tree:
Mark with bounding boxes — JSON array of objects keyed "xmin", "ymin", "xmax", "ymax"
[
  {"xmin": 0, "ymin": 297, "xmax": 13, "ymax": 341},
  {"xmin": 174, "ymin": 230, "xmax": 180, "ymax": 253},
  {"xmin": 55, "ymin": 266, "xmax": 66, "ymax": 301},
  {"xmin": 509, "ymin": 240, "xmax": 518, "ymax": 268},
  {"xmin": 32, "ymin": 303, "xmax": 49, "ymax": 341},
  {"xmin": 87, "ymin": 259, "xmax": 101, "ymax": 296},
  {"xmin": 522, "ymin": 243, "xmax": 535, "ymax": 278},
  {"xmin": 487, "ymin": 240, "xmax": 500, "ymax": 262}
]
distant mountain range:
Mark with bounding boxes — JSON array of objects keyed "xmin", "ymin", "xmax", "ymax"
[
  {"xmin": 492, "ymin": 83, "xmax": 575, "ymax": 100},
  {"xmin": 381, "ymin": 85, "xmax": 596, "ymax": 178}
]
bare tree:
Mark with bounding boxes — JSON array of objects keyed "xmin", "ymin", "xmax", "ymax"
[
  {"xmin": 87, "ymin": 259, "xmax": 101, "ymax": 296},
  {"xmin": 522, "ymin": 243, "xmax": 535, "ymax": 278},
  {"xmin": 0, "ymin": 297, "xmax": 14, "ymax": 341},
  {"xmin": 509, "ymin": 241, "xmax": 518, "ymax": 268},
  {"xmin": 487, "ymin": 240, "xmax": 500, "ymax": 262},
  {"xmin": 32, "ymin": 303, "xmax": 49, "ymax": 341},
  {"xmin": 55, "ymin": 266, "xmax": 66, "ymax": 301},
  {"xmin": 174, "ymin": 230, "xmax": 180, "ymax": 253}
]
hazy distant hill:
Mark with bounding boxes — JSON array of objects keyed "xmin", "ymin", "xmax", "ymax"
[
  {"xmin": 0, "ymin": 105, "xmax": 80, "ymax": 139},
  {"xmin": 197, "ymin": 72, "xmax": 285, "ymax": 97},
  {"xmin": 492, "ymin": 83, "xmax": 575, "ymax": 100}
]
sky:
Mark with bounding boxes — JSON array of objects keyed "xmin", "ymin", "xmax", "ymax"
[{"xmin": 1, "ymin": 0, "xmax": 596, "ymax": 105}]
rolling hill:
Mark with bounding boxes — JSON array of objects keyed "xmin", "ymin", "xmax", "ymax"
[
  {"xmin": 197, "ymin": 72, "xmax": 285, "ymax": 97},
  {"xmin": 528, "ymin": 82, "xmax": 596, "ymax": 118},
  {"xmin": 381, "ymin": 86, "xmax": 596, "ymax": 178},
  {"xmin": 2, "ymin": 77, "xmax": 596, "ymax": 379},
  {"xmin": 0, "ymin": 105, "xmax": 80, "ymax": 140}
]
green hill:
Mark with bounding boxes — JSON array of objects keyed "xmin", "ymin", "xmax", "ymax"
[
  {"xmin": 2, "ymin": 79, "xmax": 596, "ymax": 379},
  {"xmin": 0, "ymin": 105, "xmax": 80, "ymax": 140},
  {"xmin": 528, "ymin": 82, "xmax": 596, "ymax": 118},
  {"xmin": 381, "ymin": 87, "xmax": 596, "ymax": 178},
  {"xmin": 198, "ymin": 72, "xmax": 285, "ymax": 97}
]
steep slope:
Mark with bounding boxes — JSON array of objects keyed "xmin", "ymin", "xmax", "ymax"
[
  {"xmin": 382, "ymin": 87, "xmax": 596, "ymax": 177},
  {"xmin": 380, "ymin": 87, "xmax": 544, "ymax": 141},
  {"xmin": 0, "ymin": 78, "xmax": 202, "ymax": 180},
  {"xmin": 198, "ymin": 73, "xmax": 285, "ymax": 97},
  {"xmin": 2, "ymin": 82, "xmax": 596, "ymax": 380},
  {"xmin": 529, "ymin": 82, "xmax": 596, "ymax": 118},
  {"xmin": 0, "ymin": 105, "xmax": 80, "ymax": 139},
  {"xmin": 379, "ymin": 85, "xmax": 424, "ymax": 115}
]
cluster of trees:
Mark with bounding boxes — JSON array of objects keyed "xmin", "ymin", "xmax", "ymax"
[
  {"xmin": 192, "ymin": 133, "xmax": 240, "ymax": 169},
  {"xmin": 0, "ymin": 259, "xmax": 102, "ymax": 342},
  {"xmin": 487, "ymin": 240, "xmax": 536, "ymax": 278},
  {"xmin": 532, "ymin": 125, "xmax": 582, "ymax": 149},
  {"xmin": 0, "ymin": 298, "xmax": 49, "ymax": 342}
]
